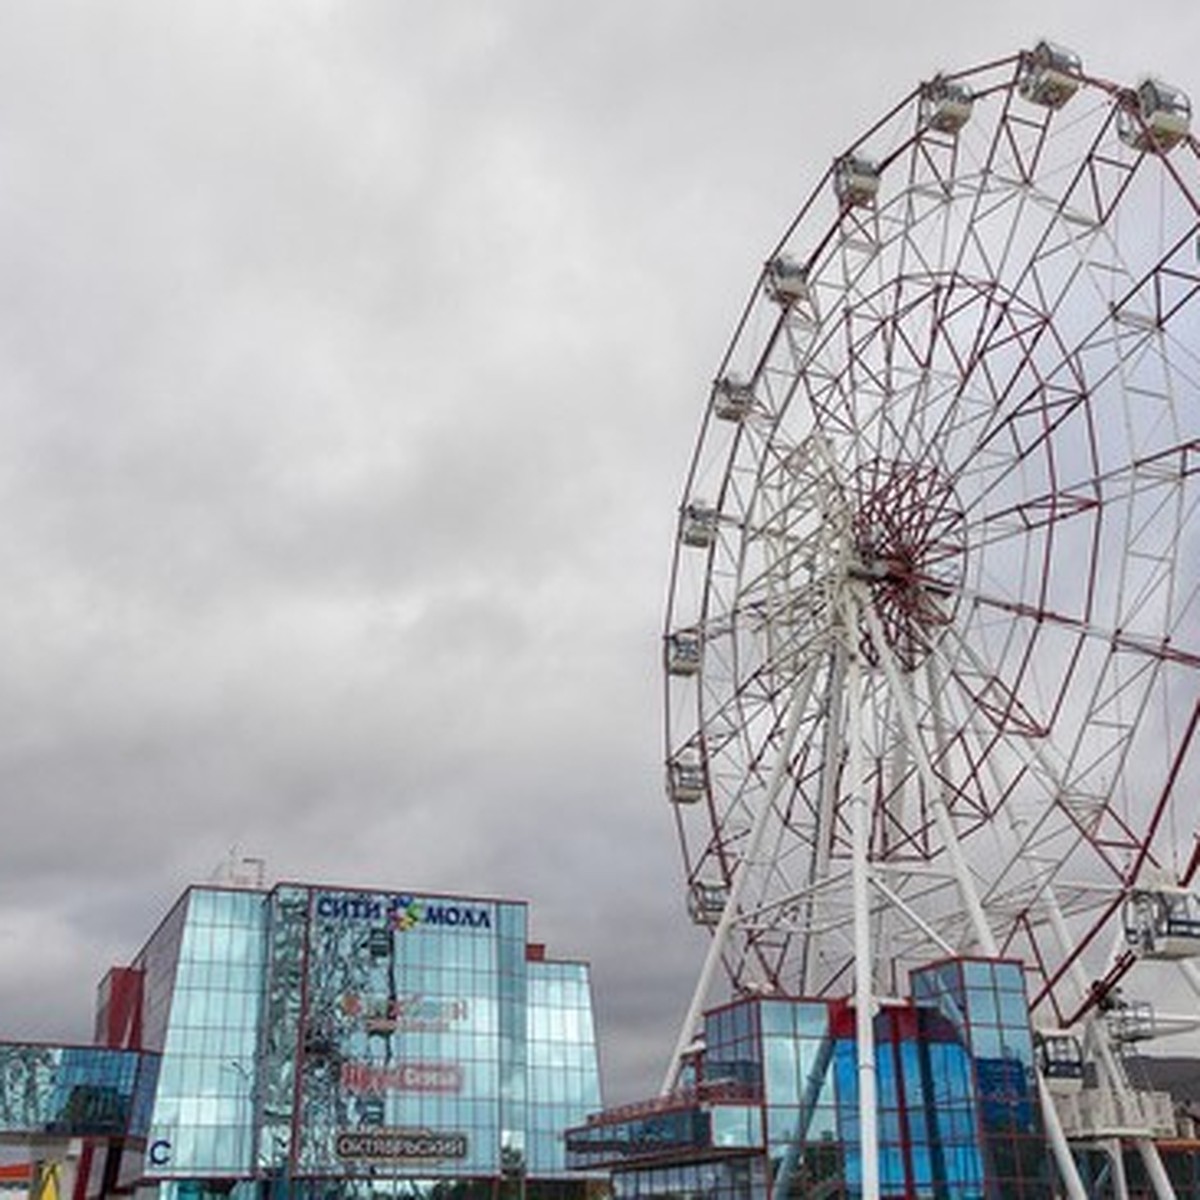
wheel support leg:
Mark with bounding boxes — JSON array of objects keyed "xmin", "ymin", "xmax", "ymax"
[
  {"xmin": 845, "ymin": 631, "xmax": 880, "ymax": 1200},
  {"xmin": 861, "ymin": 601, "xmax": 1089, "ymax": 1200},
  {"xmin": 659, "ymin": 653, "xmax": 822, "ymax": 1094}
]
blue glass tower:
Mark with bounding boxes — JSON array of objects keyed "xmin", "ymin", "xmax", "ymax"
[{"xmin": 567, "ymin": 956, "xmax": 1056, "ymax": 1200}]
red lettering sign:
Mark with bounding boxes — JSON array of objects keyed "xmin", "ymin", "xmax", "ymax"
[{"xmin": 340, "ymin": 1060, "xmax": 464, "ymax": 1094}]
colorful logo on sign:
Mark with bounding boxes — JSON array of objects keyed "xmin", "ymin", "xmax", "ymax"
[
  {"xmin": 315, "ymin": 892, "xmax": 491, "ymax": 930},
  {"xmin": 390, "ymin": 896, "xmax": 423, "ymax": 931},
  {"xmin": 340, "ymin": 1060, "xmax": 464, "ymax": 1095}
]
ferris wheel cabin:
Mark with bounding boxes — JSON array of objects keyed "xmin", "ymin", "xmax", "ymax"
[
  {"xmin": 1119, "ymin": 78, "xmax": 1193, "ymax": 151},
  {"xmin": 1017, "ymin": 41, "xmax": 1083, "ymax": 108},
  {"xmin": 1123, "ymin": 887, "xmax": 1200, "ymax": 959},
  {"xmin": 687, "ymin": 882, "xmax": 728, "ymax": 927},
  {"xmin": 666, "ymin": 629, "xmax": 703, "ymax": 676},
  {"xmin": 764, "ymin": 255, "xmax": 810, "ymax": 306},
  {"xmin": 833, "ymin": 154, "xmax": 881, "ymax": 207},
  {"xmin": 711, "ymin": 373, "xmax": 754, "ymax": 421},
  {"xmin": 1034, "ymin": 1030, "xmax": 1085, "ymax": 1095},
  {"xmin": 667, "ymin": 753, "xmax": 706, "ymax": 805},
  {"xmin": 680, "ymin": 501, "xmax": 719, "ymax": 549},
  {"xmin": 921, "ymin": 76, "xmax": 974, "ymax": 133}
]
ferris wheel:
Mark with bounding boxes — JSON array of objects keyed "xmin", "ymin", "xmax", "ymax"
[{"xmin": 662, "ymin": 42, "xmax": 1200, "ymax": 1096}]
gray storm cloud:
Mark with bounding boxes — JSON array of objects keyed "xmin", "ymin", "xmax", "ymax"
[{"xmin": 0, "ymin": 0, "xmax": 1197, "ymax": 1104}]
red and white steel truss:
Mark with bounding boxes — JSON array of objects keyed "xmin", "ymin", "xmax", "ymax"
[{"xmin": 663, "ymin": 47, "xmax": 1200, "ymax": 1083}]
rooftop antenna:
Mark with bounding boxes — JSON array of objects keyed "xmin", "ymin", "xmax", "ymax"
[{"xmin": 209, "ymin": 847, "xmax": 267, "ymax": 889}]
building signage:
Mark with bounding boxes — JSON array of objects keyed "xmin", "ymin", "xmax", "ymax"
[
  {"xmin": 316, "ymin": 892, "xmax": 491, "ymax": 931},
  {"xmin": 341, "ymin": 1060, "xmax": 464, "ymax": 1094},
  {"xmin": 334, "ymin": 1129, "xmax": 469, "ymax": 1162},
  {"xmin": 341, "ymin": 993, "xmax": 470, "ymax": 1035}
]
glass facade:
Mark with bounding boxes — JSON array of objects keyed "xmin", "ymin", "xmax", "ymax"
[
  {"xmin": 277, "ymin": 887, "xmax": 519, "ymax": 1182},
  {"xmin": 911, "ymin": 958, "xmax": 1048, "ymax": 1196},
  {"xmin": 0, "ymin": 1043, "xmax": 157, "ymax": 1138},
  {"xmin": 527, "ymin": 960, "xmax": 603, "ymax": 1175},
  {"xmin": 142, "ymin": 887, "xmax": 266, "ymax": 1183},
  {"xmin": 0, "ymin": 882, "xmax": 603, "ymax": 1200},
  {"xmin": 567, "ymin": 957, "xmax": 1056, "ymax": 1200},
  {"xmin": 136, "ymin": 884, "xmax": 602, "ymax": 1198}
]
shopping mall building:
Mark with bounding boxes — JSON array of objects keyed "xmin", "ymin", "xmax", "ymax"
[{"xmin": 0, "ymin": 880, "xmax": 604, "ymax": 1200}]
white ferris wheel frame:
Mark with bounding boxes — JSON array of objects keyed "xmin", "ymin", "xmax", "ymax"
[{"xmin": 662, "ymin": 46, "xmax": 1200, "ymax": 1200}]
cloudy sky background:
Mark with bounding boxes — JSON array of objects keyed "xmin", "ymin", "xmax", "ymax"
[{"xmin": 0, "ymin": 0, "xmax": 1198, "ymax": 1104}]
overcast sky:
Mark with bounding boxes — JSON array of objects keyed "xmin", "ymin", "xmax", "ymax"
[{"xmin": 0, "ymin": 1, "xmax": 1198, "ymax": 1106}]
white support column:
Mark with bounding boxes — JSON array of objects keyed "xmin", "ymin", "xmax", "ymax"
[
  {"xmin": 659, "ymin": 652, "xmax": 823, "ymax": 1095},
  {"xmin": 1033, "ymin": 1073, "xmax": 1092, "ymax": 1200},
  {"xmin": 864, "ymin": 605, "xmax": 1090, "ymax": 1200},
  {"xmin": 928, "ymin": 654, "xmax": 1118, "ymax": 1199},
  {"xmin": 845, "ymin": 621, "xmax": 880, "ymax": 1200},
  {"xmin": 1137, "ymin": 1140, "xmax": 1178, "ymax": 1200},
  {"xmin": 803, "ymin": 643, "xmax": 848, "ymax": 995},
  {"xmin": 868, "ymin": 876, "xmax": 955, "ymax": 956},
  {"xmin": 861, "ymin": 604, "xmax": 995, "ymax": 955},
  {"xmin": 1109, "ymin": 1138, "xmax": 1131, "ymax": 1200}
]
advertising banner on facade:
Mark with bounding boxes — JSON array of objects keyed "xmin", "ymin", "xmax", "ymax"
[{"xmin": 295, "ymin": 888, "xmax": 510, "ymax": 1176}]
